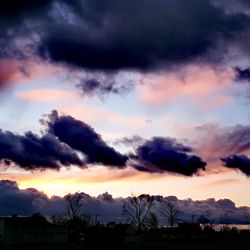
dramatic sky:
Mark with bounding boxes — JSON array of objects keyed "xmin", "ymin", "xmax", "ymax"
[{"xmin": 0, "ymin": 0, "xmax": 250, "ymax": 217}]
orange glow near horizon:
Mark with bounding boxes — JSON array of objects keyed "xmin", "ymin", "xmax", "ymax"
[{"xmin": 1, "ymin": 166, "xmax": 249, "ymax": 207}]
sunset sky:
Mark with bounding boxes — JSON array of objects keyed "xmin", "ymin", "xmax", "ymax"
[{"xmin": 0, "ymin": 0, "xmax": 250, "ymax": 215}]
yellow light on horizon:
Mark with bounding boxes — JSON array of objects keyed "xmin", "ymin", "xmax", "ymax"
[{"xmin": 1, "ymin": 166, "xmax": 249, "ymax": 206}]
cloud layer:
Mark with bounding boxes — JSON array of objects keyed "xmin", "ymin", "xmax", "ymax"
[
  {"xmin": 1, "ymin": 0, "xmax": 250, "ymax": 94},
  {"xmin": 221, "ymin": 155, "xmax": 250, "ymax": 176},
  {"xmin": 192, "ymin": 123, "xmax": 250, "ymax": 174},
  {"xmin": 130, "ymin": 137, "xmax": 206, "ymax": 176},
  {"xmin": 43, "ymin": 110, "xmax": 128, "ymax": 167},
  {"xmin": 0, "ymin": 129, "xmax": 84, "ymax": 170},
  {"xmin": 0, "ymin": 180, "xmax": 249, "ymax": 224},
  {"xmin": 38, "ymin": 0, "xmax": 250, "ymax": 71},
  {"xmin": 0, "ymin": 111, "xmax": 249, "ymax": 177},
  {"xmin": 139, "ymin": 65, "xmax": 234, "ymax": 108}
]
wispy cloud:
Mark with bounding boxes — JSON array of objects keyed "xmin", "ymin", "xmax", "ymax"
[
  {"xmin": 16, "ymin": 88, "xmax": 77, "ymax": 102},
  {"xmin": 138, "ymin": 65, "xmax": 235, "ymax": 109}
]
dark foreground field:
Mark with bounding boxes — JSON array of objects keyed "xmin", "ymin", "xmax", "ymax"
[{"xmin": 2, "ymin": 229, "xmax": 250, "ymax": 250}]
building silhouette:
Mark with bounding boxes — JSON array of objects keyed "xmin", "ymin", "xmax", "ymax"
[{"xmin": 0, "ymin": 215, "xmax": 68, "ymax": 245}]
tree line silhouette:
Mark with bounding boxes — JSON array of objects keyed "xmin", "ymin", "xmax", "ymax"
[{"xmin": 1, "ymin": 193, "xmax": 250, "ymax": 250}]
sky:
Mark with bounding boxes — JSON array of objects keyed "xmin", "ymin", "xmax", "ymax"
[{"xmin": 0, "ymin": 0, "xmax": 250, "ymax": 219}]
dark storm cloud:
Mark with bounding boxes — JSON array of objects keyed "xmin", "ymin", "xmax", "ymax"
[
  {"xmin": 42, "ymin": 109, "xmax": 208, "ymax": 175},
  {"xmin": 2, "ymin": 0, "xmax": 250, "ymax": 70},
  {"xmin": 0, "ymin": 0, "xmax": 51, "ymax": 37},
  {"xmin": 43, "ymin": 110, "xmax": 128, "ymax": 167},
  {"xmin": 0, "ymin": 129, "xmax": 84, "ymax": 170},
  {"xmin": 0, "ymin": 111, "xmax": 212, "ymax": 174},
  {"xmin": 1, "ymin": 180, "xmax": 249, "ymax": 224},
  {"xmin": 131, "ymin": 137, "xmax": 206, "ymax": 176},
  {"xmin": 73, "ymin": 72, "xmax": 133, "ymax": 96},
  {"xmin": 221, "ymin": 155, "xmax": 250, "ymax": 176},
  {"xmin": 1, "ymin": 1, "xmax": 250, "ymax": 95},
  {"xmin": 0, "ymin": 1, "xmax": 52, "ymax": 18},
  {"xmin": 0, "ymin": 1, "xmax": 53, "ymax": 47},
  {"xmin": 39, "ymin": 0, "xmax": 250, "ymax": 71},
  {"xmin": 1, "ymin": 110, "xmax": 249, "ymax": 176},
  {"xmin": 212, "ymin": 0, "xmax": 250, "ymax": 14},
  {"xmin": 77, "ymin": 78, "xmax": 121, "ymax": 95},
  {"xmin": 235, "ymin": 67, "xmax": 250, "ymax": 81}
]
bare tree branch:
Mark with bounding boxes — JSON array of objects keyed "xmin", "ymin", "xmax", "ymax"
[
  {"xmin": 65, "ymin": 192, "xmax": 85, "ymax": 220},
  {"xmin": 159, "ymin": 197, "xmax": 179, "ymax": 228},
  {"xmin": 123, "ymin": 194, "xmax": 155, "ymax": 232}
]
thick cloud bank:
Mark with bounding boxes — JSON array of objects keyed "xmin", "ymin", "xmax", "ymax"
[
  {"xmin": 1, "ymin": 1, "xmax": 250, "ymax": 93},
  {"xmin": 0, "ymin": 110, "xmax": 207, "ymax": 175},
  {"xmin": 1, "ymin": 111, "xmax": 249, "ymax": 177},
  {"xmin": 131, "ymin": 137, "xmax": 206, "ymax": 176},
  {"xmin": 235, "ymin": 67, "xmax": 250, "ymax": 82},
  {"xmin": 221, "ymin": 155, "xmax": 250, "ymax": 176},
  {"xmin": 0, "ymin": 180, "xmax": 249, "ymax": 225},
  {"xmin": 0, "ymin": 130, "xmax": 84, "ymax": 170},
  {"xmin": 40, "ymin": 0, "xmax": 249, "ymax": 71},
  {"xmin": 43, "ymin": 110, "xmax": 128, "ymax": 167}
]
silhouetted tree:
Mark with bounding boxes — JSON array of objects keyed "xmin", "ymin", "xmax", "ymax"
[
  {"xmin": 65, "ymin": 192, "xmax": 85, "ymax": 220},
  {"xmin": 65, "ymin": 192, "xmax": 85, "ymax": 240},
  {"xmin": 146, "ymin": 212, "xmax": 159, "ymax": 230},
  {"xmin": 50, "ymin": 215, "xmax": 68, "ymax": 226},
  {"xmin": 159, "ymin": 196, "xmax": 178, "ymax": 228},
  {"xmin": 123, "ymin": 194, "xmax": 155, "ymax": 232}
]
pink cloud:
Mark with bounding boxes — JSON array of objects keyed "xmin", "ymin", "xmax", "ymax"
[
  {"xmin": 138, "ymin": 65, "xmax": 235, "ymax": 109},
  {"xmin": 16, "ymin": 89, "xmax": 77, "ymax": 102},
  {"xmin": 195, "ymin": 124, "xmax": 250, "ymax": 156},
  {"xmin": 0, "ymin": 59, "xmax": 26, "ymax": 89},
  {"xmin": 189, "ymin": 124, "xmax": 250, "ymax": 175},
  {"xmin": 0, "ymin": 59, "xmax": 64, "ymax": 90},
  {"xmin": 59, "ymin": 104, "xmax": 148, "ymax": 135}
]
